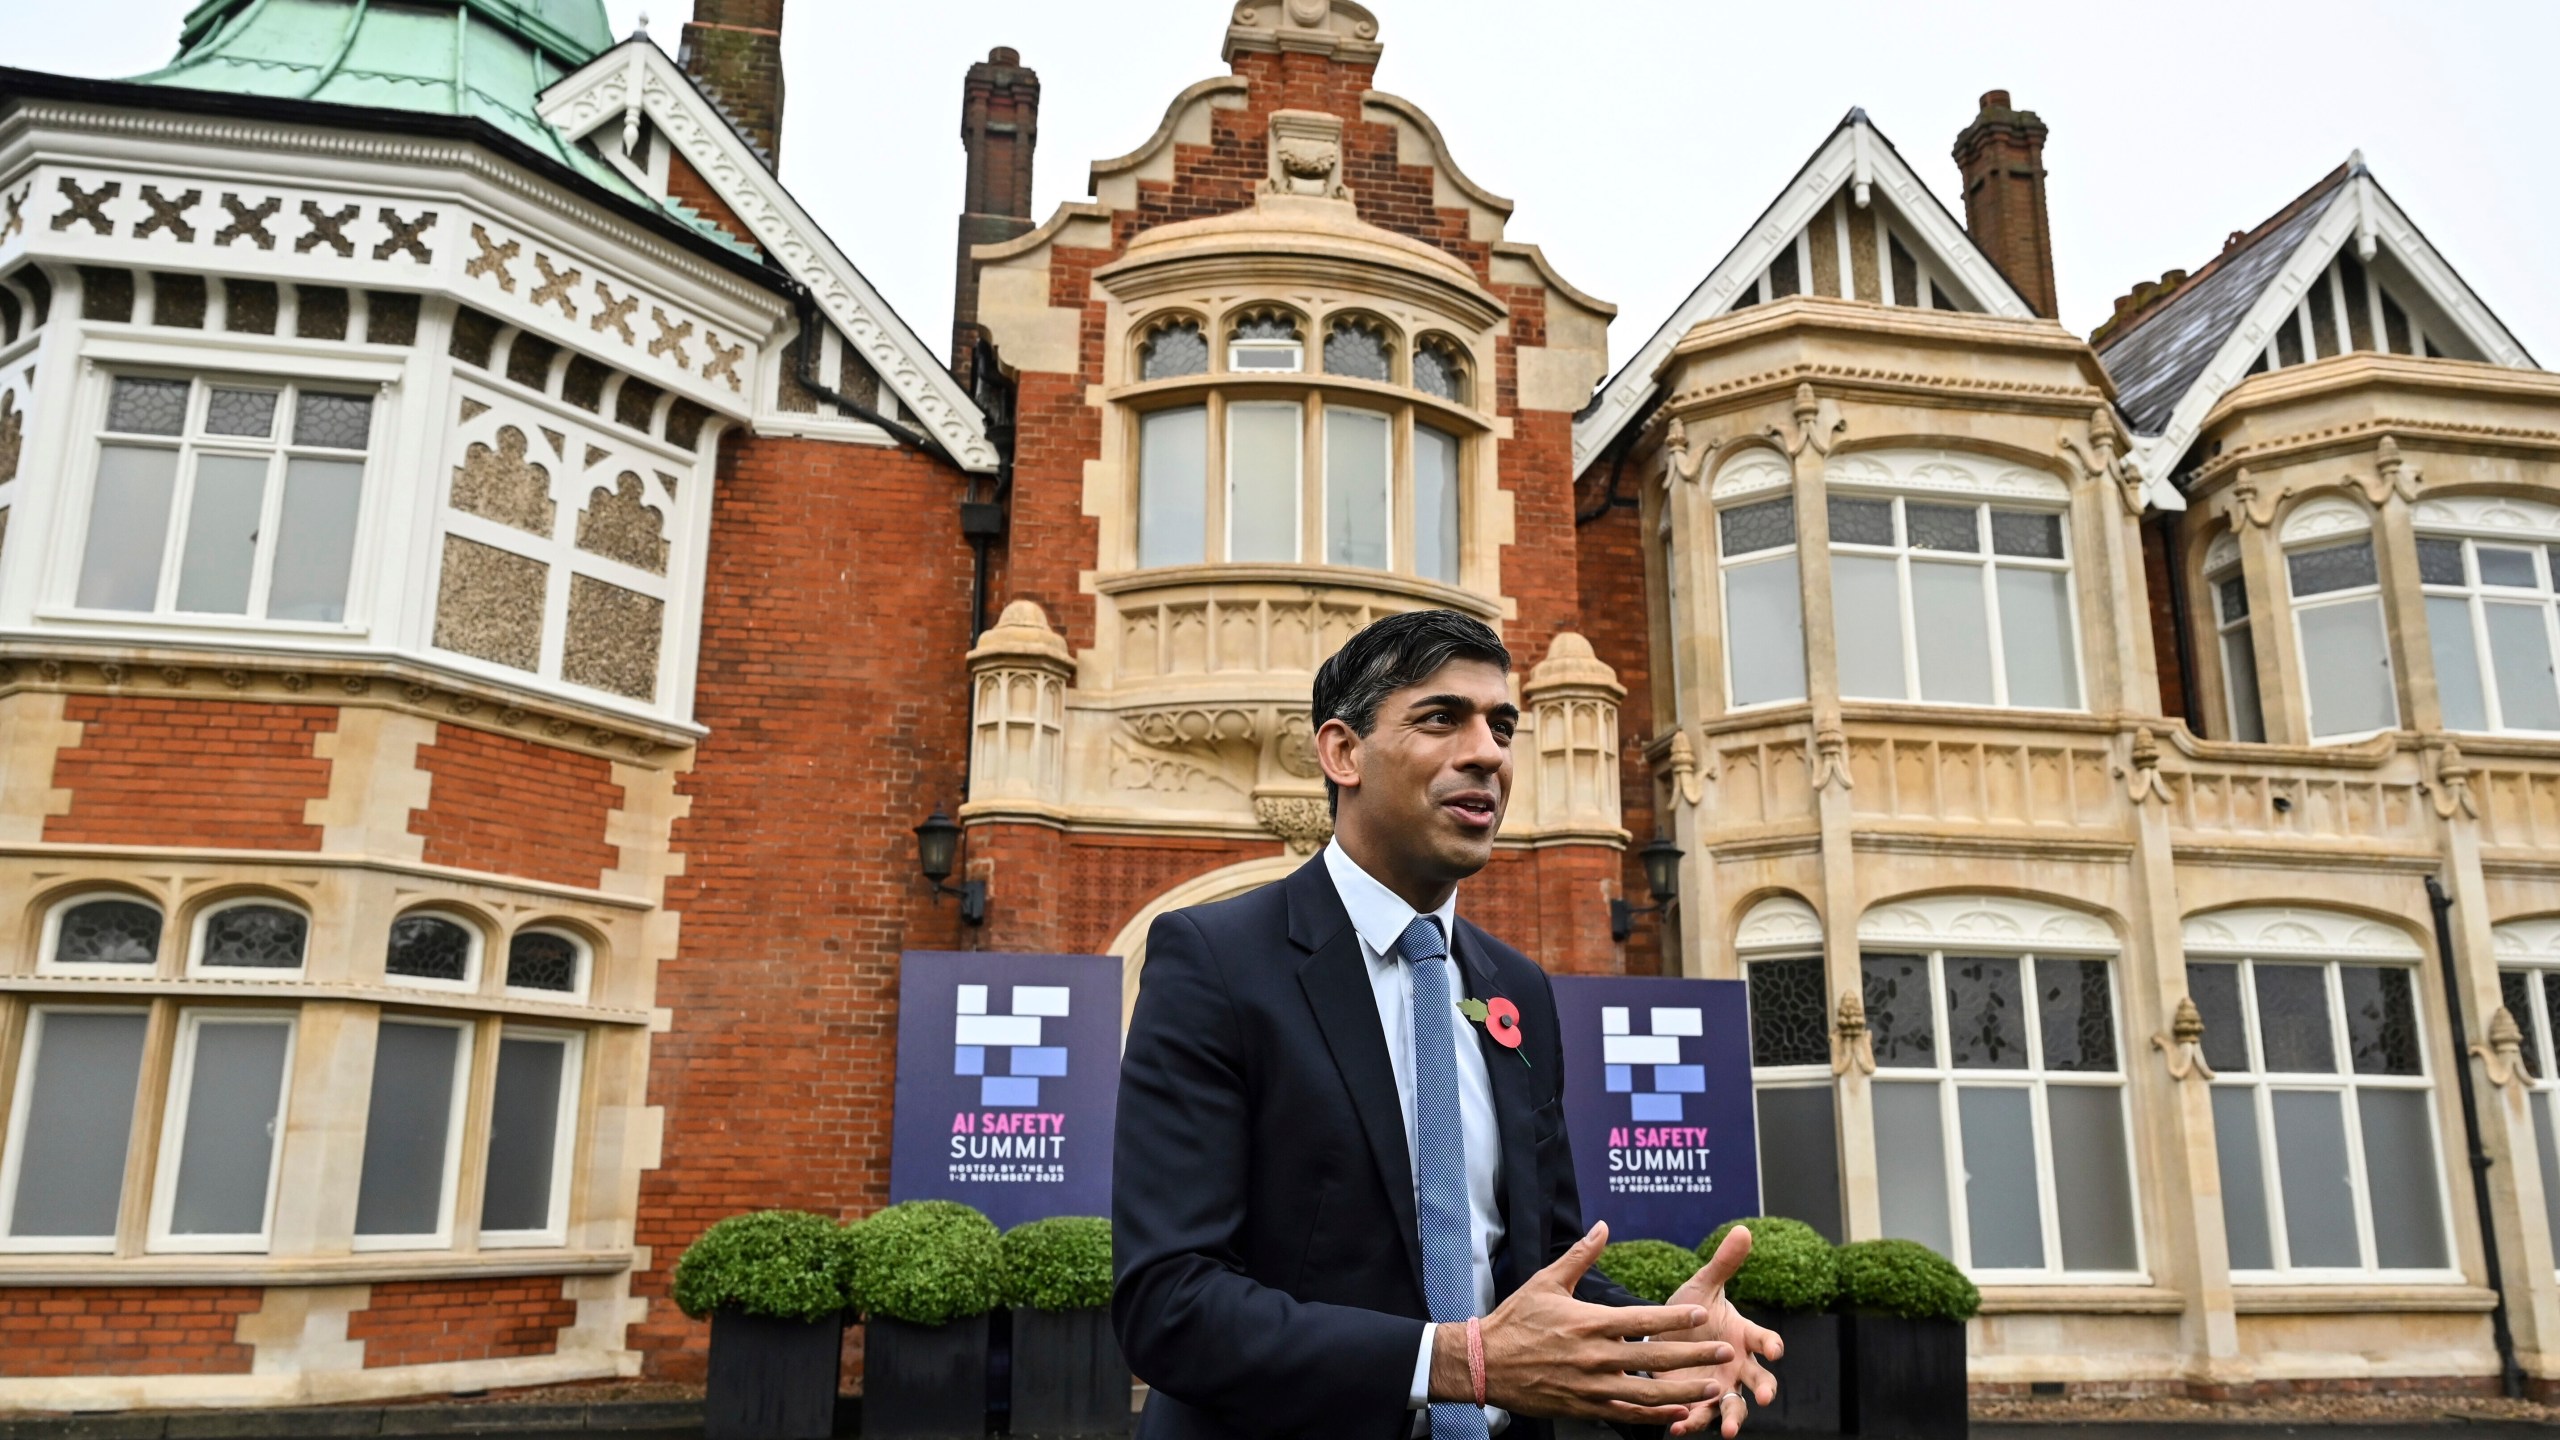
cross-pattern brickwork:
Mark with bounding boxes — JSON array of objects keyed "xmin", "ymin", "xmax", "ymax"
[{"xmin": 45, "ymin": 696, "xmax": 335, "ymax": 851}]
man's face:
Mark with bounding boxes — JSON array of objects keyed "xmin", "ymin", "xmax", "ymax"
[{"xmin": 1320, "ymin": 657, "xmax": 1517, "ymax": 887}]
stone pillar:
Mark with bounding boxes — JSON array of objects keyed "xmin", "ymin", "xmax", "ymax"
[
  {"xmin": 964, "ymin": 600, "xmax": 1071, "ymax": 814},
  {"xmin": 1521, "ymin": 632, "xmax": 1625, "ymax": 837},
  {"xmin": 2367, "ymin": 441, "xmax": 2440, "ymax": 731}
]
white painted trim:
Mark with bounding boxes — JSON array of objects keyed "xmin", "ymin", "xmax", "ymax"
[
  {"xmin": 2182, "ymin": 905, "xmax": 2424, "ymax": 959},
  {"xmin": 383, "ymin": 909, "xmax": 486, "ymax": 996},
  {"xmin": 34, "ymin": 891, "xmax": 165, "ymax": 978},
  {"xmin": 478, "ymin": 1025, "xmax": 585, "ymax": 1249},
  {"xmin": 1573, "ymin": 115, "xmax": 2036, "ymax": 475},
  {"xmin": 186, "ymin": 896, "xmax": 311, "ymax": 978},
  {"xmin": 0, "ymin": 1004, "xmax": 149, "ymax": 1253},
  {"xmin": 500, "ymin": 926, "xmax": 593, "ymax": 1004},
  {"xmin": 1858, "ymin": 893, "xmax": 2118, "ymax": 953},
  {"xmin": 1734, "ymin": 894, "xmax": 1822, "ymax": 954},
  {"xmin": 2494, "ymin": 917, "xmax": 2560, "ymax": 963},
  {"xmin": 538, "ymin": 42, "xmax": 997, "ymax": 472},
  {"xmin": 1708, "ymin": 447, "xmax": 1792, "ymax": 502},
  {"xmin": 351, "ymin": 1016, "xmax": 476, "ymax": 1253},
  {"xmin": 146, "ymin": 1008, "xmax": 298, "ymax": 1255}
]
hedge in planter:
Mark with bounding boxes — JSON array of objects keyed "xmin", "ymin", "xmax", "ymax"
[
  {"xmin": 1001, "ymin": 1217, "xmax": 1127, "ymax": 1437},
  {"xmin": 1834, "ymin": 1239, "xmax": 1978, "ymax": 1440},
  {"xmin": 1701, "ymin": 1218, "xmax": 1840, "ymax": 1435},
  {"xmin": 1592, "ymin": 1238, "xmax": 1698, "ymax": 1303},
  {"xmin": 856, "ymin": 1200, "xmax": 1006, "ymax": 1440},
  {"xmin": 673, "ymin": 1210, "xmax": 862, "ymax": 1440}
]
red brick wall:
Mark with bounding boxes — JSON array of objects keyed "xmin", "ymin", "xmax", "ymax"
[
  {"xmin": 636, "ymin": 431, "xmax": 980, "ymax": 1378},
  {"xmin": 410, "ymin": 724, "xmax": 623, "ymax": 890},
  {"xmin": 667, "ymin": 151, "xmax": 761, "ymax": 257},
  {"xmin": 0, "ymin": 1286, "xmax": 259, "ymax": 1376},
  {"xmin": 2144, "ymin": 519, "xmax": 2193, "ymax": 727},
  {"xmin": 45, "ymin": 697, "xmax": 334, "ymax": 851},
  {"xmin": 1573, "ymin": 484, "xmax": 1663, "ymax": 976},
  {"xmin": 347, "ymin": 1277, "xmax": 576, "ymax": 1369}
]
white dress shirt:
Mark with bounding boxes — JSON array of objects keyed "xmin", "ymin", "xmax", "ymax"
[{"xmin": 1321, "ymin": 841, "xmax": 1507, "ymax": 1432}]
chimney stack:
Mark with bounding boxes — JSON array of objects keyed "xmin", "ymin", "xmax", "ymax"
[
  {"xmin": 681, "ymin": 0, "xmax": 785, "ymax": 165},
  {"xmin": 951, "ymin": 46, "xmax": 1040, "ymax": 383},
  {"xmin": 1952, "ymin": 89, "xmax": 2057, "ymax": 320}
]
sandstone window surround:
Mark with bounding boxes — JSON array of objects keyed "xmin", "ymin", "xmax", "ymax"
[
  {"xmin": 2185, "ymin": 906, "xmax": 2457, "ymax": 1282},
  {"xmin": 2204, "ymin": 533, "xmax": 2267, "ymax": 743},
  {"xmin": 2490, "ymin": 917, "xmax": 2560, "ymax": 1273},
  {"xmin": 1736, "ymin": 894, "xmax": 1841, "ymax": 1242},
  {"xmin": 2279, "ymin": 497, "xmax": 2400, "ymax": 742},
  {"xmin": 35, "ymin": 890, "xmax": 163, "ymax": 976},
  {"xmin": 2414, "ymin": 495, "xmax": 2560, "ymax": 737},
  {"xmin": 1857, "ymin": 894, "xmax": 2143, "ymax": 1284},
  {"xmin": 385, "ymin": 908, "xmax": 485, "ymax": 994},
  {"xmin": 69, "ymin": 372, "xmax": 376, "ymax": 626},
  {"xmin": 1125, "ymin": 305, "xmax": 1477, "ymax": 586}
]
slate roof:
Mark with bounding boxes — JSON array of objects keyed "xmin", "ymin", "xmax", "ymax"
[{"xmin": 2095, "ymin": 166, "xmax": 2347, "ymax": 437}]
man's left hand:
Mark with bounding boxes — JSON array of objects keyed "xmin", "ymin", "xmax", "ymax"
[{"xmin": 1649, "ymin": 1224, "xmax": 1784, "ymax": 1437}]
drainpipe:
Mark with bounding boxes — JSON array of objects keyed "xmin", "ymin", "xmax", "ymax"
[{"xmin": 2426, "ymin": 875, "xmax": 2527, "ymax": 1399}]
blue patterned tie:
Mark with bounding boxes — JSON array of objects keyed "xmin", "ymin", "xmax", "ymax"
[{"xmin": 1396, "ymin": 915, "xmax": 1491, "ymax": 1440}]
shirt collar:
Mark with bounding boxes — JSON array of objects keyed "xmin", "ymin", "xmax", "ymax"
[{"xmin": 1322, "ymin": 839, "xmax": 1458, "ymax": 961}]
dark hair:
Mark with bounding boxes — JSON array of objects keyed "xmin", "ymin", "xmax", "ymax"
[{"xmin": 1310, "ymin": 609, "xmax": 1511, "ymax": 811}]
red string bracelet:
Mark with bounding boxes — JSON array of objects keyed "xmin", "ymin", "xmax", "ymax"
[{"xmin": 1466, "ymin": 1316, "xmax": 1486, "ymax": 1409}]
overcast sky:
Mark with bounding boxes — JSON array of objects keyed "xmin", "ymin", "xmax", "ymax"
[{"xmin": 22, "ymin": 1, "xmax": 2558, "ymax": 377}]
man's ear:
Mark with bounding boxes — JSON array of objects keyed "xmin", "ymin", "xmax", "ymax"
[{"xmin": 1314, "ymin": 716, "xmax": 1362, "ymax": 798}]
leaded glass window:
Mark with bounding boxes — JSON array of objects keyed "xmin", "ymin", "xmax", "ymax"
[
  {"xmin": 1322, "ymin": 316, "xmax": 1392, "ymax": 382},
  {"xmin": 1828, "ymin": 494, "xmax": 2080, "ymax": 710},
  {"xmin": 1719, "ymin": 495, "xmax": 1805, "ymax": 707},
  {"xmin": 1747, "ymin": 952, "xmax": 1842, "ymax": 1241},
  {"xmin": 2493, "ymin": 961, "xmax": 2560, "ymax": 1269},
  {"xmin": 50, "ymin": 897, "xmax": 162, "ymax": 967},
  {"xmin": 1413, "ymin": 335, "xmax": 1467, "ymax": 403},
  {"xmin": 1747, "ymin": 956, "xmax": 1829, "ymax": 1067},
  {"xmin": 1228, "ymin": 310, "xmax": 1303, "ymax": 372},
  {"xmin": 1138, "ymin": 319, "xmax": 1208, "ymax": 381},
  {"xmin": 386, "ymin": 914, "xmax": 474, "ymax": 984},
  {"xmin": 507, "ymin": 930, "xmax": 584, "ymax": 994},
  {"xmin": 198, "ymin": 904, "xmax": 308, "ymax": 971}
]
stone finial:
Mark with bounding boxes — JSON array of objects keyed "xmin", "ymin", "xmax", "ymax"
[
  {"xmin": 1522, "ymin": 631, "xmax": 1624, "ymax": 701},
  {"xmin": 1831, "ymin": 990, "xmax": 1876, "ymax": 1076},
  {"xmin": 2154, "ymin": 994, "xmax": 2216, "ymax": 1081},
  {"xmin": 2475, "ymin": 1005, "xmax": 2529, "ymax": 1088},
  {"xmin": 1223, "ymin": 0, "xmax": 1383, "ymax": 65},
  {"xmin": 966, "ymin": 598, "xmax": 1072, "ymax": 672}
]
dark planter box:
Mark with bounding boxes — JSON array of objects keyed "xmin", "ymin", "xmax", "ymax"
[
  {"xmin": 864, "ymin": 1313, "xmax": 992, "ymax": 1440},
  {"xmin": 1840, "ymin": 1308, "xmax": 1967, "ymax": 1440},
  {"xmin": 1735, "ymin": 1306, "xmax": 1840, "ymax": 1434},
  {"xmin": 1009, "ymin": 1306, "xmax": 1131, "ymax": 1437},
  {"xmin": 705, "ymin": 1309, "xmax": 845, "ymax": 1440}
]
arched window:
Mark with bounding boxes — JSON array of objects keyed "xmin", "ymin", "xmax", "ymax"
[
  {"xmin": 2185, "ymin": 906, "xmax": 2452, "ymax": 1277},
  {"xmin": 2414, "ymin": 497, "xmax": 2560, "ymax": 734},
  {"xmin": 385, "ymin": 911, "xmax": 478, "ymax": 987},
  {"xmin": 506, "ymin": 927, "xmax": 588, "ymax": 996},
  {"xmin": 1137, "ymin": 316, "xmax": 1208, "ymax": 381},
  {"xmin": 1712, "ymin": 451, "xmax": 1805, "ymax": 708},
  {"xmin": 1737, "ymin": 895, "xmax": 1839, "ymax": 1241},
  {"xmin": 1321, "ymin": 314, "xmax": 1392, "ymax": 381},
  {"xmin": 1226, "ymin": 309, "xmax": 1303, "ymax": 372},
  {"xmin": 192, "ymin": 900, "xmax": 308, "ymax": 973},
  {"xmin": 1413, "ymin": 334, "xmax": 1468, "ymax": 404},
  {"xmin": 43, "ymin": 894, "xmax": 163, "ymax": 971},
  {"xmin": 1858, "ymin": 895, "xmax": 2139, "ymax": 1279},
  {"xmin": 2203, "ymin": 533, "xmax": 2265, "ymax": 742},
  {"xmin": 2281, "ymin": 498, "xmax": 2397, "ymax": 739}
]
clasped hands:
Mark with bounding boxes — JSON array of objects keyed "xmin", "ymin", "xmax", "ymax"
[{"xmin": 1427, "ymin": 1222, "xmax": 1781, "ymax": 1438}]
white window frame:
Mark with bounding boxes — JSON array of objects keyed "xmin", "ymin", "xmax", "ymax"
[
  {"xmin": 1713, "ymin": 478, "xmax": 1805, "ymax": 712},
  {"xmin": 2194, "ymin": 954, "xmax": 2458, "ymax": 1282},
  {"xmin": 1321, "ymin": 404, "xmax": 1394, "ymax": 572},
  {"xmin": 63, "ymin": 370, "xmax": 379, "ymax": 631},
  {"xmin": 2417, "ymin": 532, "xmax": 2560, "ymax": 736},
  {"xmin": 1740, "ymin": 935, "xmax": 1841, "ymax": 1238},
  {"xmin": 36, "ymin": 890, "xmax": 167, "ymax": 977},
  {"xmin": 1224, "ymin": 399, "xmax": 1304, "ymax": 565},
  {"xmin": 147, "ymin": 1008, "xmax": 297, "ymax": 1255},
  {"xmin": 1827, "ymin": 491, "xmax": 2085, "ymax": 712},
  {"xmin": 2209, "ymin": 561, "xmax": 2267, "ymax": 743},
  {"xmin": 502, "ymin": 925, "xmax": 594, "ymax": 1003},
  {"xmin": 186, "ymin": 896, "xmax": 311, "ymax": 978},
  {"xmin": 0, "ymin": 1004, "xmax": 149, "ymax": 1254},
  {"xmin": 383, "ymin": 908, "xmax": 485, "ymax": 995},
  {"xmin": 351, "ymin": 1014, "xmax": 476, "ymax": 1253},
  {"xmin": 1864, "ymin": 946, "xmax": 2147, "ymax": 1284},
  {"xmin": 478, "ymin": 1025, "xmax": 586, "ymax": 1249},
  {"xmin": 1226, "ymin": 319, "xmax": 1304, "ymax": 374},
  {"xmin": 2282, "ymin": 529, "xmax": 2399, "ymax": 742},
  {"xmin": 2493, "ymin": 955, "xmax": 2560, "ymax": 1275}
]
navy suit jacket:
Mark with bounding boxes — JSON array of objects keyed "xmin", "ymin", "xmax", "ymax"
[{"xmin": 1112, "ymin": 854, "xmax": 1648, "ymax": 1440}]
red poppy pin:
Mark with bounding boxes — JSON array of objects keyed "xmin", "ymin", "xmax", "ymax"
[{"xmin": 1457, "ymin": 996, "xmax": 1531, "ymax": 1066}]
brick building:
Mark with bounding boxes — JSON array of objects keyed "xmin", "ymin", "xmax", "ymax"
[{"xmin": 1, "ymin": 0, "xmax": 2559, "ymax": 1413}]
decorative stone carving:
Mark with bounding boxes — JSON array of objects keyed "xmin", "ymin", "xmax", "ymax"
[
  {"xmin": 1254, "ymin": 794, "xmax": 1335, "ymax": 855},
  {"xmin": 2354, "ymin": 435, "xmax": 2423, "ymax": 508},
  {"xmin": 1663, "ymin": 416, "xmax": 1720, "ymax": 486},
  {"xmin": 1663, "ymin": 729, "xmax": 1707, "ymax": 807},
  {"xmin": 562, "ymin": 574, "xmax": 664, "ymax": 700},
  {"xmin": 1266, "ymin": 110, "xmax": 1348, "ymax": 199},
  {"xmin": 2058, "ymin": 407, "xmax": 2146, "ymax": 517},
  {"xmin": 1521, "ymin": 632, "xmax": 1624, "ymax": 835},
  {"xmin": 2475, "ymin": 1005, "xmax": 2529, "ymax": 1089},
  {"xmin": 1225, "ymin": 0, "xmax": 1381, "ymax": 64},
  {"xmin": 433, "ymin": 536, "xmax": 546, "ymax": 672},
  {"xmin": 1275, "ymin": 712, "xmax": 1320, "ymax": 779},
  {"xmin": 2153, "ymin": 995, "xmax": 2216, "ymax": 1081},
  {"xmin": 576, "ymin": 472, "xmax": 670, "ymax": 574},
  {"xmin": 1831, "ymin": 990, "xmax": 1876, "ymax": 1076},
  {"xmin": 1114, "ymin": 743, "xmax": 1235, "ymax": 795},
  {"xmin": 1770, "ymin": 382, "xmax": 1846, "ymax": 459},
  {"xmin": 2126, "ymin": 726, "xmax": 2172, "ymax": 806},
  {"xmin": 2425, "ymin": 737, "xmax": 2478, "ymax": 820},
  {"xmin": 451, "ymin": 426, "xmax": 558, "ymax": 536},
  {"xmin": 967, "ymin": 600, "xmax": 1073, "ymax": 808},
  {"xmin": 1810, "ymin": 722, "xmax": 1854, "ymax": 794},
  {"xmin": 464, "ymin": 223, "xmax": 519, "ymax": 290}
]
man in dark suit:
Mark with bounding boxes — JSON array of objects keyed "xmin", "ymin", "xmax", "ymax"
[{"xmin": 1115, "ymin": 610, "xmax": 1779, "ymax": 1440}]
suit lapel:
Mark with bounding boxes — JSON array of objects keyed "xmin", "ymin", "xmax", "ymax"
[
  {"xmin": 1287, "ymin": 858, "xmax": 1427, "ymax": 1302},
  {"xmin": 1454, "ymin": 921, "xmax": 1543, "ymax": 1298}
]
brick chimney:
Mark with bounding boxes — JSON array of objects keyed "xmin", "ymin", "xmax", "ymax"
[
  {"xmin": 951, "ymin": 47, "xmax": 1040, "ymax": 383},
  {"xmin": 681, "ymin": 0, "xmax": 785, "ymax": 165},
  {"xmin": 1952, "ymin": 90, "xmax": 2057, "ymax": 319}
]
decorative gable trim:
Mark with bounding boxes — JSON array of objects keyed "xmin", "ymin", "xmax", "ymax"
[
  {"xmin": 539, "ymin": 42, "xmax": 999, "ymax": 473},
  {"xmin": 1573, "ymin": 113, "xmax": 2036, "ymax": 476},
  {"xmin": 2127, "ymin": 166, "xmax": 2532, "ymax": 506}
]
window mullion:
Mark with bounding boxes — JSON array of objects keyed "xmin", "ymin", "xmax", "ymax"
[
  {"xmin": 2474, "ymin": 589, "xmax": 2504, "ymax": 731},
  {"xmin": 1204, "ymin": 391, "xmax": 1228, "ymax": 562},
  {"xmin": 245, "ymin": 442, "xmax": 290, "ymax": 621},
  {"xmin": 1927, "ymin": 951, "xmax": 1967, "ymax": 1267},
  {"xmin": 1980, "ymin": 518, "xmax": 2010, "ymax": 706},
  {"xmin": 155, "ymin": 438, "xmax": 199, "ymax": 614}
]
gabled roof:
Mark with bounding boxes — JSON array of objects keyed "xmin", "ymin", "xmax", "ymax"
[
  {"xmin": 1573, "ymin": 108, "xmax": 2038, "ymax": 475},
  {"xmin": 2097, "ymin": 155, "xmax": 2536, "ymax": 494},
  {"xmin": 538, "ymin": 40, "xmax": 999, "ymax": 473}
]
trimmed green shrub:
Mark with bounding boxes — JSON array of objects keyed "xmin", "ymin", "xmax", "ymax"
[
  {"xmin": 853, "ymin": 1200, "xmax": 1005, "ymax": 1326},
  {"xmin": 1833, "ymin": 1238, "xmax": 1980, "ymax": 1322},
  {"xmin": 1594, "ymin": 1239, "xmax": 1700, "ymax": 1304},
  {"xmin": 1699, "ymin": 1216, "xmax": 1838, "ymax": 1312},
  {"xmin": 1001, "ymin": 1216, "xmax": 1114, "ymax": 1311},
  {"xmin": 670, "ymin": 1209, "xmax": 859, "ymax": 1322}
]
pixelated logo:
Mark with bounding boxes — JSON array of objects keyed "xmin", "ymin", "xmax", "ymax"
[
  {"xmin": 953, "ymin": 982, "xmax": 1071, "ymax": 1108},
  {"xmin": 1600, "ymin": 1002, "xmax": 1704, "ymax": 1122}
]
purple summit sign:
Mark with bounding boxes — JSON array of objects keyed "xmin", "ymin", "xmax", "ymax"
[
  {"xmin": 889, "ymin": 951, "xmax": 1121, "ymax": 1229},
  {"xmin": 1550, "ymin": 975, "xmax": 1758, "ymax": 1247}
]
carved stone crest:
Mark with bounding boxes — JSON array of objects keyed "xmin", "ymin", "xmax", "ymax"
[
  {"xmin": 1266, "ymin": 110, "xmax": 1348, "ymax": 199},
  {"xmin": 1255, "ymin": 794, "xmax": 1335, "ymax": 854}
]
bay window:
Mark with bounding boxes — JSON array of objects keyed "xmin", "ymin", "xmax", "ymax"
[
  {"xmin": 1717, "ymin": 493, "xmax": 1806, "ymax": 707},
  {"xmin": 76, "ymin": 375, "xmax": 373, "ymax": 624},
  {"xmin": 1744, "ymin": 951, "xmax": 1842, "ymax": 1241},
  {"xmin": 1128, "ymin": 309, "xmax": 1474, "ymax": 585},
  {"xmin": 2494, "ymin": 960, "xmax": 2560, "ymax": 1267},
  {"xmin": 353, "ymin": 1018, "xmax": 473, "ymax": 1249},
  {"xmin": 1, "ymin": 1006, "xmax": 148, "ymax": 1250},
  {"xmin": 2285, "ymin": 530, "xmax": 2398, "ymax": 739},
  {"xmin": 1862, "ymin": 941, "xmax": 2141, "ymax": 1278},
  {"xmin": 150, "ymin": 1010, "xmax": 296, "ymax": 1252},
  {"xmin": 481, "ymin": 1028, "xmax": 583, "ymax": 1245},
  {"xmin": 2211, "ymin": 558, "xmax": 2267, "ymax": 742},
  {"xmin": 2419, "ymin": 533, "xmax": 2560, "ymax": 734},
  {"xmin": 1830, "ymin": 493, "xmax": 2080, "ymax": 709}
]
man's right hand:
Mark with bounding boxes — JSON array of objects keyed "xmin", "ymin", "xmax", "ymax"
[{"xmin": 1429, "ymin": 1222, "xmax": 1737, "ymax": 1425}]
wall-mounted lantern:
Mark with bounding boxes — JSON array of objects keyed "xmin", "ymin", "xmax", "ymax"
[
  {"xmin": 913, "ymin": 806, "xmax": 988, "ymax": 926},
  {"xmin": 1609, "ymin": 837, "xmax": 1684, "ymax": 942}
]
